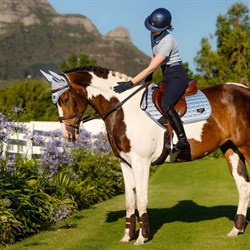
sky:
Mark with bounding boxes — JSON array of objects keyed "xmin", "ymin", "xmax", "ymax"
[{"xmin": 48, "ymin": 0, "xmax": 249, "ymax": 72}]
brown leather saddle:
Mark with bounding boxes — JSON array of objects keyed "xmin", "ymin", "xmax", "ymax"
[{"xmin": 152, "ymin": 79, "xmax": 198, "ymax": 117}]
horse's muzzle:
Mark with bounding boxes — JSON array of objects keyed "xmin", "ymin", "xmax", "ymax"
[
  {"xmin": 64, "ymin": 130, "xmax": 80, "ymax": 142},
  {"xmin": 61, "ymin": 124, "xmax": 80, "ymax": 142}
]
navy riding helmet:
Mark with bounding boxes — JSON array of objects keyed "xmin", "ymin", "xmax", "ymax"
[{"xmin": 144, "ymin": 8, "xmax": 172, "ymax": 32}]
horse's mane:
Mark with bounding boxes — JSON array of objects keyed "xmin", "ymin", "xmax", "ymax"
[
  {"xmin": 63, "ymin": 66, "xmax": 130, "ymax": 80},
  {"xmin": 63, "ymin": 66, "xmax": 110, "ymax": 75}
]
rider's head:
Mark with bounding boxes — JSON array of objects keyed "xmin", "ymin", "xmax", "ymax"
[{"xmin": 144, "ymin": 8, "xmax": 173, "ymax": 32}]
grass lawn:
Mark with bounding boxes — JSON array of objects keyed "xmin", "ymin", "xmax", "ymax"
[{"xmin": 4, "ymin": 158, "xmax": 250, "ymax": 250}]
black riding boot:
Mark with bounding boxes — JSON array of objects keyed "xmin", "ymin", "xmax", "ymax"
[{"xmin": 164, "ymin": 106, "xmax": 189, "ymax": 152}]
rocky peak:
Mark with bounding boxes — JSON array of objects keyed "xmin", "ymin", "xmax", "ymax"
[
  {"xmin": 105, "ymin": 26, "xmax": 131, "ymax": 42},
  {"xmin": 0, "ymin": 0, "xmax": 147, "ymax": 80},
  {"xmin": 51, "ymin": 15, "xmax": 97, "ymax": 33},
  {"xmin": 0, "ymin": 0, "xmax": 56, "ymax": 26},
  {"xmin": 0, "ymin": 0, "xmax": 98, "ymax": 35}
]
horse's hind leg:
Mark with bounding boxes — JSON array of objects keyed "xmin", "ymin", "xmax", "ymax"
[
  {"xmin": 120, "ymin": 161, "xmax": 136, "ymax": 242},
  {"xmin": 221, "ymin": 142, "xmax": 250, "ymax": 236}
]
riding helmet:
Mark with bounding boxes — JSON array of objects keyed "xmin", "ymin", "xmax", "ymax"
[{"xmin": 144, "ymin": 8, "xmax": 172, "ymax": 32}]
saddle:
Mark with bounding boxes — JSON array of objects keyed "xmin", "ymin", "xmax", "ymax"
[{"xmin": 152, "ymin": 80, "xmax": 198, "ymax": 117}]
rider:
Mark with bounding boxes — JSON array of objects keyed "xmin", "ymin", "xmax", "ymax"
[{"xmin": 113, "ymin": 7, "xmax": 189, "ymax": 152}]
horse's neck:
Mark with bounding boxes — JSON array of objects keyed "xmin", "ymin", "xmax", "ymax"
[{"xmin": 87, "ymin": 79, "xmax": 142, "ymax": 119}]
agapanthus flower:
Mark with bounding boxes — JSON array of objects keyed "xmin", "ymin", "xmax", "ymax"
[
  {"xmin": 37, "ymin": 130, "xmax": 74, "ymax": 178},
  {"xmin": 5, "ymin": 154, "xmax": 17, "ymax": 176},
  {"xmin": 50, "ymin": 203, "xmax": 68, "ymax": 221}
]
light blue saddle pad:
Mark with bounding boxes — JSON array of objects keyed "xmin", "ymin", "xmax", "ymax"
[{"xmin": 140, "ymin": 83, "xmax": 212, "ymax": 126}]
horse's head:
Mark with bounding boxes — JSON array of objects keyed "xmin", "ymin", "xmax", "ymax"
[
  {"xmin": 41, "ymin": 66, "xmax": 135, "ymax": 142},
  {"xmin": 41, "ymin": 70, "xmax": 88, "ymax": 142}
]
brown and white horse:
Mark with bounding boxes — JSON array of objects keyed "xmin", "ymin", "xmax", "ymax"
[{"xmin": 41, "ymin": 66, "xmax": 250, "ymax": 245}]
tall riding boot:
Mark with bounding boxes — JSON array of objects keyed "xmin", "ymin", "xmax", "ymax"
[{"xmin": 164, "ymin": 106, "xmax": 189, "ymax": 152}]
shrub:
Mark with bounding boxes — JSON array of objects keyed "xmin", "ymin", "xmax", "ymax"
[
  {"xmin": 0, "ymin": 111, "xmax": 123, "ymax": 245},
  {"xmin": 71, "ymin": 150, "xmax": 123, "ymax": 208}
]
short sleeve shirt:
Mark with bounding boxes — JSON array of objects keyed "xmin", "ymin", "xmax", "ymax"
[{"xmin": 152, "ymin": 32, "xmax": 182, "ymax": 66}]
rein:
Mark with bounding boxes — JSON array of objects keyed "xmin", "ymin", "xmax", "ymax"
[
  {"xmin": 55, "ymin": 79, "xmax": 151, "ymax": 129},
  {"xmin": 101, "ymin": 81, "xmax": 152, "ymax": 120}
]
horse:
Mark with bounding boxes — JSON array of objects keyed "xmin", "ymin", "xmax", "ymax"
[{"xmin": 41, "ymin": 66, "xmax": 250, "ymax": 245}]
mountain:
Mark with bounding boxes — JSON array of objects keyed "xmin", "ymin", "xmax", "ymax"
[{"xmin": 0, "ymin": 0, "xmax": 149, "ymax": 81}]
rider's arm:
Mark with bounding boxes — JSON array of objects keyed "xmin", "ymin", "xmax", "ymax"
[{"xmin": 131, "ymin": 54, "xmax": 166, "ymax": 84}]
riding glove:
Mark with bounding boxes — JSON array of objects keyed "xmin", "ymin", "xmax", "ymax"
[
  {"xmin": 113, "ymin": 80, "xmax": 133, "ymax": 93},
  {"xmin": 145, "ymin": 73, "xmax": 153, "ymax": 83}
]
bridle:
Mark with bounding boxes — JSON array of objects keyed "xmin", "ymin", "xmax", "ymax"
[
  {"xmin": 52, "ymin": 83, "xmax": 90, "ymax": 130},
  {"xmin": 53, "ymin": 77, "xmax": 152, "ymax": 130}
]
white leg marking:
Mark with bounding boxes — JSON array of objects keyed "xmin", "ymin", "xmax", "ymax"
[
  {"xmin": 120, "ymin": 162, "xmax": 136, "ymax": 242},
  {"xmin": 227, "ymin": 153, "xmax": 250, "ymax": 237}
]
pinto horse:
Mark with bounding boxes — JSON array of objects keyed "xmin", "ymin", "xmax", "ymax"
[{"xmin": 41, "ymin": 66, "xmax": 250, "ymax": 245}]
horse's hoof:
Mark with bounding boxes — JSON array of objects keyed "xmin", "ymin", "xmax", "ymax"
[
  {"xmin": 120, "ymin": 235, "xmax": 131, "ymax": 242},
  {"xmin": 134, "ymin": 240, "xmax": 144, "ymax": 245},
  {"xmin": 227, "ymin": 227, "xmax": 244, "ymax": 237},
  {"xmin": 134, "ymin": 237, "xmax": 148, "ymax": 245}
]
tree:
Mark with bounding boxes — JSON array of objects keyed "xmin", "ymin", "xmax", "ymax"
[
  {"xmin": 32, "ymin": 88, "xmax": 59, "ymax": 121},
  {"xmin": 195, "ymin": 2, "xmax": 250, "ymax": 86},
  {"xmin": 0, "ymin": 80, "xmax": 58, "ymax": 121},
  {"xmin": 60, "ymin": 53, "xmax": 97, "ymax": 71}
]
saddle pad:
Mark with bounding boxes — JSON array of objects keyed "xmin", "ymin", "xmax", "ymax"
[{"xmin": 141, "ymin": 84, "xmax": 212, "ymax": 125}]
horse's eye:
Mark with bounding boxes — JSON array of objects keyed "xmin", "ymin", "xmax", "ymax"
[{"xmin": 64, "ymin": 97, "xmax": 69, "ymax": 104}]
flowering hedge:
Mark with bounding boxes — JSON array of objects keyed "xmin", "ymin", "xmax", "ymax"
[{"xmin": 0, "ymin": 110, "xmax": 123, "ymax": 245}]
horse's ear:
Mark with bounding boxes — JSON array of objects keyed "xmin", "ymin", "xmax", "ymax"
[
  {"xmin": 40, "ymin": 70, "xmax": 70, "ymax": 104},
  {"xmin": 40, "ymin": 70, "xmax": 53, "ymax": 83}
]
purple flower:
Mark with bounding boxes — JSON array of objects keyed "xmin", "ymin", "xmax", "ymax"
[
  {"xmin": 0, "ymin": 130, "xmax": 6, "ymax": 142},
  {"xmin": 92, "ymin": 133, "xmax": 111, "ymax": 154},
  {"xmin": 7, "ymin": 105, "xmax": 25, "ymax": 122},
  {"xmin": 73, "ymin": 129, "xmax": 93, "ymax": 150},
  {"xmin": 37, "ymin": 130, "xmax": 74, "ymax": 178},
  {"xmin": 50, "ymin": 203, "xmax": 68, "ymax": 221},
  {"xmin": 3, "ymin": 155, "xmax": 17, "ymax": 176},
  {"xmin": 12, "ymin": 106, "xmax": 23, "ymax": 115}
]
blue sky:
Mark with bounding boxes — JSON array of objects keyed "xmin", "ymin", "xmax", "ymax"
[{"xmin": 48, "ymin": 0, "xmax": 249, "ymax": 72}]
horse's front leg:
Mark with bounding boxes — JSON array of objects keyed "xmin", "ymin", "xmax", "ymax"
[
  {"xmin": 120, "ymin": 161, "xmax": 136, "ymax": 242},
  {"xmin": 132, "ymin": 158, "xmax": 150, "ymax": 245}
]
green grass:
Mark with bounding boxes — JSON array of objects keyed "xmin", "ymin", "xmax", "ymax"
[{"xmin": 4, "ymin": 158, "xmax": 250, "ymax": 250}]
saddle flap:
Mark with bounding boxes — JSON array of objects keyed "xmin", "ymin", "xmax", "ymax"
[
  {"xmin": 185, "ymin": 79, "xmax": 198, "ymax": 96},
  {"xmin": 152, "ymin": 81, "xmax": 191, "ymax": 117},
  {"xmin": 175, "ymin": 97, "xmax": 187, "ymax": 117},
  {"xmin": 152, "ymin": 87, "xmax": 164, "ymax": 115}
]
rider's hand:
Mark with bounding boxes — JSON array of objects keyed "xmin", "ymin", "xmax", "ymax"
[{"xmin": 113, "ymin": 80, "xmax": 133, "ymax": 93}]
